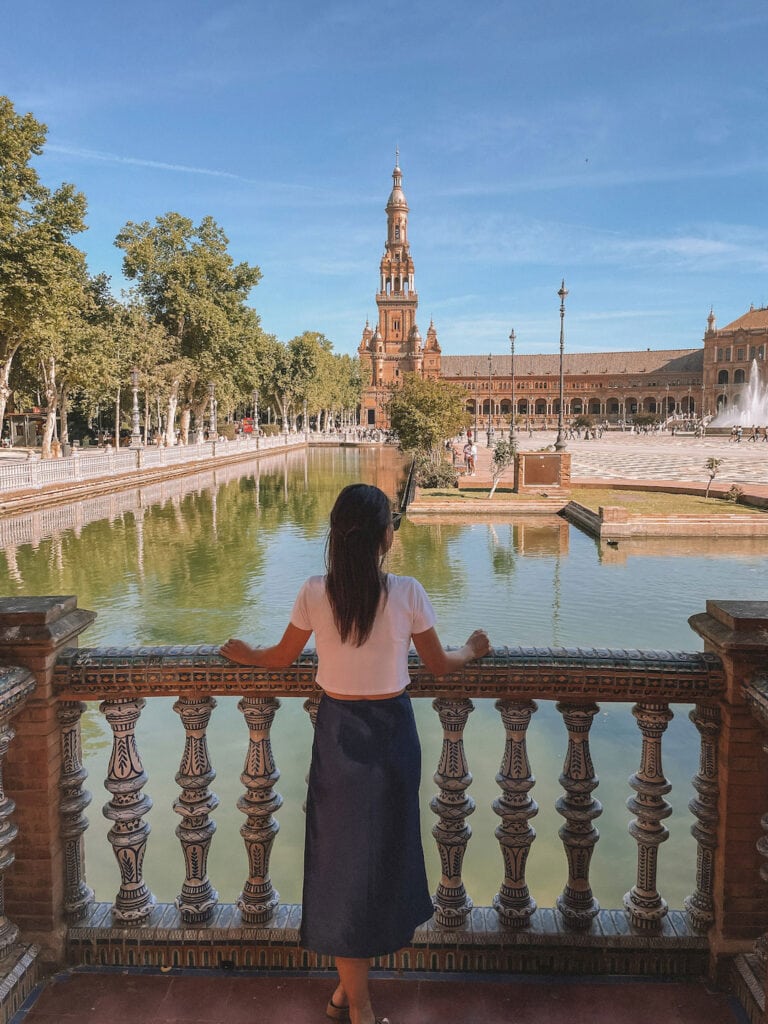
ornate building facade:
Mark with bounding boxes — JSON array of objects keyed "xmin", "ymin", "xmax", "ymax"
[
  {"xmin": 357, "ymin": 160, "xmax": 767, "ymax": 429},
  {"xmin": 704, "ymin": 306, "xmax": 768, "ymax": 416}
]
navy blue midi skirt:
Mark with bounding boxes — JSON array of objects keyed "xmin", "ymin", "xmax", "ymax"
[{"xmin": 300, "ymin": 692, "xmax": 434, "ymax": 958}]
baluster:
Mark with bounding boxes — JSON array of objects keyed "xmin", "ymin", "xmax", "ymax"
[
  {"xmin": 555, "ymin": 701, "xmax": 602, "ymax": 928},
  {"xmin": 754, "ymin": 736, "xmax": 768, "ymax": 970},
  {"xmin": 492, "ymin": 699, "xmax": 538, "ymax": 927},
  {"xmin": 236, "ymin": 696, "xmax": 282, "ymax": 924},
  {"xmin": 101, "ymin": 698, "xmax": 156, "ymax": 921},
  {"xmin": 430, "ymin": 698, "xmax": 475, "ymax": 928},
  {"xmin": 0, "ymin": 724, "xmax": 19, "ymax": 954},
  {"xmin": 57, "ymin": 701, "xmax": 94, "ymax": 923},
  {"xmin": 302, "ymin": 695, "xmax": 321, "ymax": 813},
  {"xmin": 684, "ymin": 703, "xmax": 721, "ymax": 929},
  {"xmin": 624, "ymin": 702, "xmax": 673, "ymax": 928},
  {"xmin": 173, "ymin": 696, "xmax": 219, "ymax": 923}
]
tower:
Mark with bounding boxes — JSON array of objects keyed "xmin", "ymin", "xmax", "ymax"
[{"xmin": 358, "ymin": 154, "xmax": 440, "ymax": 427}]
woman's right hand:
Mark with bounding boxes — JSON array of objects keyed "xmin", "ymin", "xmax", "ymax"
[{"xmin": 465, "ymin": 629, "xmax": 491, "ymax": 660}]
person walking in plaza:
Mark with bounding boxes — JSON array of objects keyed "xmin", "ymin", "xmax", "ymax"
[{"xmin": 221, "ymin": 483, "xmax": 490, "ymax": 1024}]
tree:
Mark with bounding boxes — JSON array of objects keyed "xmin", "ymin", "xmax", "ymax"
[
  {"xmin": 488, "ymin": 438, "xmax": 516, "ymax": 498},
  {"xmin": 705, "ymin": 457, "xmax": 723, "ymax": 499},
  {"xmin": 115, "ymin": 212, "xmax": 261, "ymax": 445},
  {"xmin": 0, "ymin": 96, "xmax": 87, "ymax": 437},
  {"xmin": 386, "ymin": 373, "xmax": 469, "ymax": 455}
]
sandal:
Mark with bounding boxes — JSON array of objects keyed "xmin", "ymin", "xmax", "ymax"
[{"xmin": 326, "ymin": 998, "xmax": 350, "ymax": 1022}]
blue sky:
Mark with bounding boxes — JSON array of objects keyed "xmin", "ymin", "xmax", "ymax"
[{"xmin": 4, "ymin": 0, "xmax": 768, "ymax": 357}]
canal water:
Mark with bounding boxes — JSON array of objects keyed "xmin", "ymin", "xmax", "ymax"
[{"xmin": 2, "ymin": 445, "xmax": 768, "ymax": 914}]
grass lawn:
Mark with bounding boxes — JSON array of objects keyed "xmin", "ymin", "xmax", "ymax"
[
  {"xmin": 419, "ymin": 486, "xmax": 767, "ymax": 515},
  {"xmin": 570, "ymin": 487, "xmax": 767, "ymax": 515}
]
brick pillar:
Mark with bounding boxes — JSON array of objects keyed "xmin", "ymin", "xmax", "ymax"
[
  {"xmin": 688, "ymin": 600, "xmax": 768, "ymax": 977},
  {"xmin": 0, "ymin": 597, "xmax": 95, "ymax": 965}
]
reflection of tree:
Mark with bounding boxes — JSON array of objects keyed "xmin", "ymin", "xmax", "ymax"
[
  {"xmin": 388, "ymin": 520, "xmax": 468, "ymax": 598},
  {"xmin": 489, "ymin": 524, "xmax": 516, "ymax": 578},
  {"xmin": 1, "ymin": 449, "xmax": 416, "ymax": 642}
]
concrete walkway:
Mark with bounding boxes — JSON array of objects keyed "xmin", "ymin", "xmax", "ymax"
[{"xmin": 459, "ymin": 429, "xmax": 768, "ymax": 499}]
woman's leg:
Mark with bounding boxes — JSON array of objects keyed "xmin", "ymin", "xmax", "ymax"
[{"xmin": 334, "ymin": 957, "xmax": 376, "ymax": 1024}]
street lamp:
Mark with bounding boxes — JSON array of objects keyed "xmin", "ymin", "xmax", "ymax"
[
  {"xmin": 303, "ymin": 398, "xmax": 309, "ymax": 440},
  {"xmin": 486, "ymin": 353, "xmax": 493, "ymax": 447},
  {"xmin": 473, "ymin": 369, "xmax": 479, "ymax": 441},
  {"xmin": 554, "ymin": 280, "xmax": 568, "ymax": 451},
  {"xmin": 509, "ymin": 329, "xmax": 516, "ymax": 442},
  {"xmin": 208, "ymin": 382, "xmax": 217, "ymax": 442},
  {"xmin": 129, "ymin": 367, "xmax": 143, "ymax": 449}
]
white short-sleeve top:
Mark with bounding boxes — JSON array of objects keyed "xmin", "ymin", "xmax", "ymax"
[{"xmin": 290, "ymin": 573, "xmax": 437, "ymax": 696}]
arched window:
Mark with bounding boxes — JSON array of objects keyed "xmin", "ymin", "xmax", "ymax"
[
  {"xmin": 734, "ymin": 369, "xmax": 746, "ymax": 384},
  {"xmin": 717, "ymin": 369, "xmax": 729, "ymax": 385},
  {"xmin": 395, "ymin": 225, "xmax": 400, "ymax": 240}
]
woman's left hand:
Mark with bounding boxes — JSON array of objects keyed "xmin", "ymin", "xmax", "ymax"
[{"xmin": 465, "ymin": 629, "xmax": 491, "ymax": 659}]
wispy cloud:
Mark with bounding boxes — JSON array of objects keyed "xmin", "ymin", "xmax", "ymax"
[{"xmin": 46, "ymin": 144, "xmax": 310, "ymax": 191}]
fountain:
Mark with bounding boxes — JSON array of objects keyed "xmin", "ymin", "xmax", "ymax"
[{"xmin": 712, "ymin": 358, "xmax": 768, "ymax": 426}]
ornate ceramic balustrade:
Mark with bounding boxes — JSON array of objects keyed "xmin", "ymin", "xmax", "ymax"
[
  {"xmin": 3, "ymin": 597, "xmax": 768, "ymax": 1024},
  {"xmin": 49, "ymin": 644, "xmax": 728, "ymax": 938}
]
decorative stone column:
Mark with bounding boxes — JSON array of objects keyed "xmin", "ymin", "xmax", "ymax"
[
  {"xmin": 0, "ymin": 597, "xmax": 95, "ymax": 963},
  {"xmin": 236, "ymin": 696, "xmax": 282, "ymax": 925},
  {"xmin": 555, "ymin": 702, "xmax": 602, "ymax": 928},
  {"xmin": 689, "ymin": 601, "xmax": 768, "ymax": 977},
  {"xmin": 430, "ymin": 698, "xmax": 475, "ymax": 928},
  {"xmin": 172, "ymin": 696, "xmax": 219, "ymax": 923},
  {"xmin": 0, "ymin": 668, "xmax": 37, "ymax": 955},
  {"xmin": 685, "ymin": 703, "xmax": 721, "ymax": 930},
  {"xmin": 101, "ymin": 698, "xmax": 156, "ymax": 922},
  {"xmin": 57, "ymin": 701, "xmax": 94, "ymax": 923},
  {"xmin": 492, "ymin": 699, "xmax": 538, "ymax": 927},
  {"xmin": 623, "ymin": 702, "xmax": 673, "ymax": 928}
]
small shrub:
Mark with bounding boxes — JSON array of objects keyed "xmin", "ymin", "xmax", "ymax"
[
  {"xmin": 725, "ymin": 484, "xmax": 744, "ymax": 503},
  {"xmin": 221, "ymin": 422, "xmax": 237, "ymax": 441},
  {"xmin": 414, "ymin": 456, "xmax": 458, "ymax": 489},
  {"xmin": 260, "ymin": 423, "xmax": 281, "ymax": 437}
]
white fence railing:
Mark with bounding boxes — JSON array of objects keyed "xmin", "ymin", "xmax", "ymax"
[{"xmin": 0, "ymin": 434, "xmax": 307, "ymax": 498}]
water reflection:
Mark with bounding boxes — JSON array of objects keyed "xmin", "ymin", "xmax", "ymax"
[{"xmin": 2, "ymin": 446, "xmax": 768, "ymax": 914}]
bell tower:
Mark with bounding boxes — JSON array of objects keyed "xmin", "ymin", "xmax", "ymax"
[{"xmin": 359, "ymin": 153, "xmax": 439, "ymax": 427}]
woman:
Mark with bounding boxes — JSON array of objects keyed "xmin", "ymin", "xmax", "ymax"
[{"xmin": 221, "ymin": 484, "xmax": 490, "ymax": 1024}]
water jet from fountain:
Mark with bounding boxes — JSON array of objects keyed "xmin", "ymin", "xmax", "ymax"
[{"xmin": 712, "ymin": 359, "xmax": 768, "ymax": 426}]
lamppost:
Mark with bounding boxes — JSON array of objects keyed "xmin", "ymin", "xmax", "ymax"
[
  {"xmin": 486, "ymin": 353, "xmax": 493, "ymax": 447},
  {"xmin": 666, "ymin": 383, "xmax": 670, "ymax": 423},
  {"xmin": 129, "ymin": 367, "xmax": 143, "ymax": 449},
  {"xmin": 208, "ymin": 382, "xmax": 217, "ymax": 442},
  {"xmin": 473, "ymin": 369, "xmax": 479, "ymax": 441},
  {"xmin": 303, "ymin": 398, "xmax": 309, "ymax": 441},
  {"xmin": 509, "ymin": 328, "xmax": 516, "ymax": 442},
  {"xmin": 554, "ymin": 280, "xmax": 568, "ymax": 451}
]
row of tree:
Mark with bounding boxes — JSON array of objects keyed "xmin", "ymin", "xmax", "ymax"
[{"xmin": 0, "ymin": 96, "xmax": 363, "ymax": 456}]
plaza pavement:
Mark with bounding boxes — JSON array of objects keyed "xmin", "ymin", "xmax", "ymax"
[{"xmin": 463, "ymin": 429, "xmax": 768, "ymax": 497}]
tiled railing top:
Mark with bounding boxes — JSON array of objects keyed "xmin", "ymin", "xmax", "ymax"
[{"xmin": 53, "ymin": 645, "xmax": 725, "ymax": 702}]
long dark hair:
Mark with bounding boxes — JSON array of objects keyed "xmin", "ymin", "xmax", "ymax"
[{"xmin": 325, "ymin": 483, "xmax": 391, "ymax": 646}]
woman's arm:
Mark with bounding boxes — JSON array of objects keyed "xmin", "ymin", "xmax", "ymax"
[
  {"xmin": 220, "ymin": 623, "xmax": 312, "ymax": 668},
  {"xmin": 412, "ymin": 627, "xmax": 490, "ymax": 677}
]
